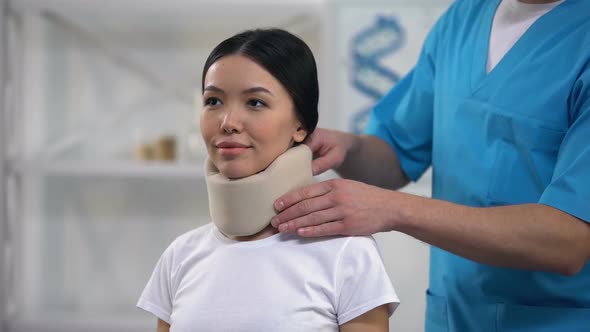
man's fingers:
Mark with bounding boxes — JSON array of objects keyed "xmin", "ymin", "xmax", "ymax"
[
  {"xmin": 297, "ymin": 222, "xmax": 345, "ymax": 238},
  {"xmin": 272, "ymin": 189, "xmax": 335, "ymax": 228},
  {"xmin": 276, "ymin": 208, "xmax": 342, "ymax": 232},
  {"xmin": 311, "ymin": 154, "xmax": 336, "ymax": 176},
  {"xmin": 274, "ymin": 181, "xmax": 332, "ymax": 213},
  {"xmin": 304, "ymin": 130, "xmax": 345, "ymax": 176},
  {"xmin": 304, "ymin": 131, "xmax": 322, "ymax": 152}
]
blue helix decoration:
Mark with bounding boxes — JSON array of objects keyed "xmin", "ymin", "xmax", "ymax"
[{"xmin": 349, "ymin": 15, "xmax": 406, "ymax": 134}]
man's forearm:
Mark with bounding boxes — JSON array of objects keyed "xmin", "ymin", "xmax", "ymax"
[
  {"xmin": 394, "ymin": 194, "xmax": 590, "ymax": 276},
  {"xmin": 337, "ymin": 135, "xmax": 409, "ymax": 190}
]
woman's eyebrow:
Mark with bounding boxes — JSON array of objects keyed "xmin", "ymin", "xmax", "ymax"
[
  {"xmin": 242, "ymin": 87, "xmax": 273, "ymax": 96},
  {"xmin": 204, "ymin": 85, "xmax": 224, "ymax": 93}
]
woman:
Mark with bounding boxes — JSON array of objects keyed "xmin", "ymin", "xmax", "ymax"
[{"xmin": 137, "ymin": 29, "xmax": 399, "ymax": 332}]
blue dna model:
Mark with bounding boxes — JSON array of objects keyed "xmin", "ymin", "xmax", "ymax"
[{"xmin": 350, "ymin": 15, "xmax": 406, "ymax": 134}]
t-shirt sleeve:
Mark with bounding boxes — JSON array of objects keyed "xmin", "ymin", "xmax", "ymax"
[
  {"xmin": 335, "ymin": 236, "xmax": 400, "ymax": 325},
  {"xmin": 539, "ymin": 63, "xmax": 590, "ymax": 223},
  {"xmin": 364, "ymin": 5, "xmax": 452, "ymax": 182},
  {"xmin": 136, "ymin": 242, "xmax": 176, "ymax": 324}
]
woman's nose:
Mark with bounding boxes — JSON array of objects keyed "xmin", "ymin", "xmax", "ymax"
[{"xmin": 220, "ymin": 110, "xmax": 242, "ymax": 134}]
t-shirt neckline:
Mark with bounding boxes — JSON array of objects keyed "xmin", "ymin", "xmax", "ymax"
[{"xmin": 211, "ymin": 224, "xmax": 287, "ymax": 248}]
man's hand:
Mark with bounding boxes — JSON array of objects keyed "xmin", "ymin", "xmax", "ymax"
[
  {"xmin": 306, "ymin": 128, "xmax": 409, "ymax": 190},
  {"xmin": 271, "ymin": 178, "xmax": 398, "ymax": 237},
  {"xmin": 304, "ymin": 128, "xmax": 359, "ymax": 176}
]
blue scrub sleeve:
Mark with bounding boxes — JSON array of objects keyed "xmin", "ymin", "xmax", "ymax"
[
  {"xmin": 539, "ymin": 64, "xmax": 590, "ymax": 223},
  {"xmin": 364, "ymin": 13, "xmax": 444, "ymax": 182}
]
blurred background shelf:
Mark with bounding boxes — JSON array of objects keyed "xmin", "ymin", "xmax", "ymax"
[
  {"xmin": 12, "ymin": 0, "xmax": 323, "ymax": 14},
  {"xmin": 13, "ymin": 160, "xmax": 205, "ymax": 179},
  {"xmin": 10, "ymin": 0, "xmax": 323, "ymax": 43}
]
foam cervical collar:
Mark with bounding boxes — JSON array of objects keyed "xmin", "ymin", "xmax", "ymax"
[{"xmin": 205, "ymin": 144, "xmax": 313, "ymax": 237}]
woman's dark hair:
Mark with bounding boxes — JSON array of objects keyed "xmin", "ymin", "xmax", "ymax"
[{"xmin": 202, "ymin": 28, "xmax": 319, "ymax": 136}]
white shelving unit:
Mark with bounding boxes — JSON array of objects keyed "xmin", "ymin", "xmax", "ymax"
[
  {"xmin": 4, "ymin": 1, "xmax": 325, "ymax": 331},
  {"xmin": 15, "ymin": 160, "xmax": 205, "ymax": 179}
]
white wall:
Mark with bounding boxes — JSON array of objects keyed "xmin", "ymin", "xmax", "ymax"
[{"xmin": 0, "ymin": 1, "xmax": 8, "ymax": 331}]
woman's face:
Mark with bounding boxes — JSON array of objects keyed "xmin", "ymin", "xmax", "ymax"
[{"xmin": 201, "ymin": 55, "xmax": 307, "ymax": 179}]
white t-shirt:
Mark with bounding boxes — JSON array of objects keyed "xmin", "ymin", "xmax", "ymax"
[
  {"xmin": 137, "ymin": 223, "xmax": 399, "ymax": 332},
  {"xmin": 487, "ymin": 0, "xmax": 564, "ymax": 73}
]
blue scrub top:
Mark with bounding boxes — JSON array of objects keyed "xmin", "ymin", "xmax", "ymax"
[{"xmin": 365, "ymin": 0, "xmax": 590, "ymax": 331}]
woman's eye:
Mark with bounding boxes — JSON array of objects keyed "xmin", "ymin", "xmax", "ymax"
[
  {"xmin": 247, "ymin": 99, "xmax": 267, "ymax": 108},
  {"xmin": 204, "ymin": 97, "xmax": 222, "ymax": 106}
]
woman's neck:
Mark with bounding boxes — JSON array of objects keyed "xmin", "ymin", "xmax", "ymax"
[
  {"xmin": 226, "ymin": 224, "xmax": 280, "ymax": 242},
  {"xmin": 205, "ymin": 144, "xmax": 313, "ymax": 242}
]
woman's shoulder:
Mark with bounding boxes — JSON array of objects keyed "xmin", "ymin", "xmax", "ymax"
[
  {"xmin": 162, "ymin": 223, "xmax": 217, "ymax": 261},
  {"xmin": 297, "ymin": 234, "xmax": 377, "ymax": 246},
  {"xmin": 171, "ymin": 223, "xmax": 215, "ymax": 246},
  {"xmin": 338, "ymin": 235, "xmax": 382, "ymax": 256},
  {"xmin": 282, "ymin": 234, "xmax": 381, "ymax": 258}
]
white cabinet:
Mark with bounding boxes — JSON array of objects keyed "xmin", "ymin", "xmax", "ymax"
[{"xmin": 3, "ymin": 1, "xmax": 323, "ymax": 331}]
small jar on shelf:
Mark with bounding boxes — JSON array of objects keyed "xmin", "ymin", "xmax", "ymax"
[{"xmin": 133, "ymin": 128, "xmax": 154, "ymax": 162}]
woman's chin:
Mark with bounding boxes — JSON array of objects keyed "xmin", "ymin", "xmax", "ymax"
[
  {"xmin": 220, "ymin": 167, "xmax": 254, "ymax": 180},
  {"xmin": 216, "ymin": 161, "xmax": 266, "ymax": 179}
]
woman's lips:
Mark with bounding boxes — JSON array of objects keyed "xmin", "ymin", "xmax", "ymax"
[{"xmin": 216, "ymin": 142, "xmax": 251, "ymax": 156}]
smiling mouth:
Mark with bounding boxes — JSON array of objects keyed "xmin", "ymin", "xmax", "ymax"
[{"xmin": 216, "ymin": 145, "xmax": 251, "ymax": 156}]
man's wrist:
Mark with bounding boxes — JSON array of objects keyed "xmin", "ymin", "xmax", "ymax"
[{"xmin": 388, "ymin": 191, "xmax": 420, "ymax": 233}]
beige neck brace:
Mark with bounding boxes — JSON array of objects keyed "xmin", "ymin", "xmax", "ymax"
[{"xmin": 205, "ymin": 144, "xmax": 313, "ymax": 237}]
